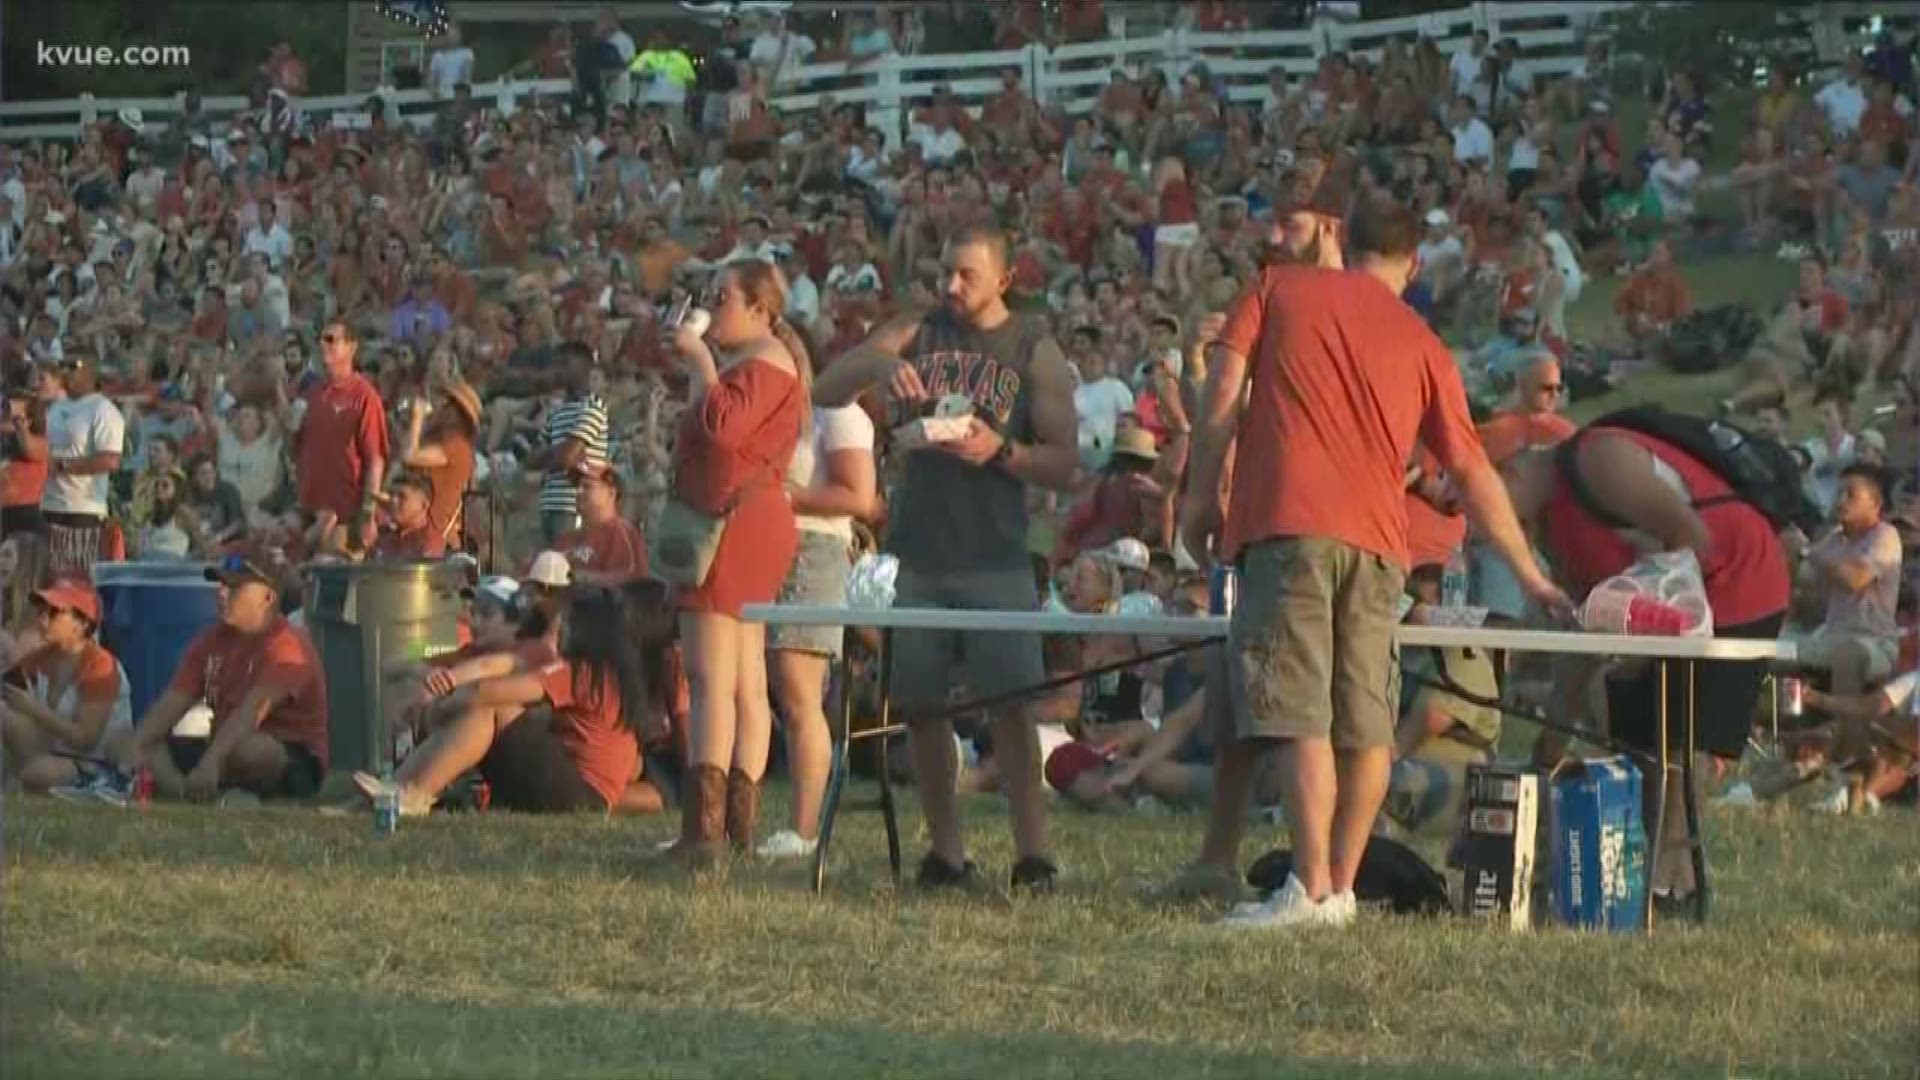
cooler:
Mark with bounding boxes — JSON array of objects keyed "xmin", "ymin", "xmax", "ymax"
[{"xmin": 92, "ymin": 561, "xmax": 221, "ymax": 720}]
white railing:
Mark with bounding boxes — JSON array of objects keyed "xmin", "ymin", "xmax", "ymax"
[{"xmin": 0, "ymin": 1, "xmax": 1900, "ymax": 146}]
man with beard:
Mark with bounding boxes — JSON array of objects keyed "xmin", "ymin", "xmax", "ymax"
[{"xmin": 814, "ymin": 225, "xmax": 1081, "ymax": 892}]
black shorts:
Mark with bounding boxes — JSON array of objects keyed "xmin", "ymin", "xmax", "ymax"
[
  {"xmin": 479, "ymin": 706, "xmax": 609, "ymax": 814},
  {"xmin": 167, "ymin": 736, "xmax": 325, "ymax": 800},
  {"xmin": 1606, "ymin": 612, "xmax": 1785, "ymax": 760}
]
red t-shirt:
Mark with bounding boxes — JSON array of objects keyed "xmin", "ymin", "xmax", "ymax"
[
  {"xmin": 1217, "ymin": 267, "xmax": 1487, "ymax": 565},
  {"xmin": 555, "ymin": 517, "xmax": 647, "ymax": 580},
  {"xmin": 539, "ymin": 658, "xmax": 637, "ymax": 810},
  {"xmin": 296, "ymin": 372, "xmax": 390, "ymax": 521},
  {"xmin": 2, "ymin": 445, "xmax": 47, "ymax": 509},
  {"xmin": 1404, "ymin": 447, "xmax": 1466, "ymax": 571},
  {"xmin": 371, "ymin": 520, "xmax": 446, "ymax": 561},
  {"xmin": 1542, "ymin": 429, "xmax": 1790, "ymax": 628},
  {"xmin": 169, "ymin": 617, "xmax": 330, "ymax": 767}
]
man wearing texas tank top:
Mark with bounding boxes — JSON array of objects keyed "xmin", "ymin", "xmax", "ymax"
[
  {"xmin": 1503, "ymin": 424, "xmax": 1790, "ymax": 910},
  {"xmin": 815, "ymin": 225, "xmax": 1081, "ymax": 893}
]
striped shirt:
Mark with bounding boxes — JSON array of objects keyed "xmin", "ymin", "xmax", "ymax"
[{"xmin": 538, "ymin": 394, "xmax": 610, "ymax": 516}]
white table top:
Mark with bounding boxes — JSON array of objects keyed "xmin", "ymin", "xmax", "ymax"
[{"xmin": 743, "ymin": 604, "xmax": 1799, "ymax": 663}]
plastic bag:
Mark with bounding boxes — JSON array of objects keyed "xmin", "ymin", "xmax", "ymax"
[
  {"xmin": 847, "ymin": 553, "xmax": 900, "ymax": 610},
  {"xmin": 1580, "ymin": 550, "xmax": 1712, "ymax": 637}
]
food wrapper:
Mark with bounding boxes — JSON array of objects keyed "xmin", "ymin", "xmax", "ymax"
[
  {"xmin": 1116, "ymin": 592, "xmax": 1164, "ymax": 618},
  {"xmin": 891, "ymin": 394, "xmax": 975, "ymax": 451},
  {"xmin": 847, "ymin": 553, "xmax": 899, "ymax": 610}
]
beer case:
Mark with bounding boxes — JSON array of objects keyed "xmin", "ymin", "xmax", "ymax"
[
  {"xmin": 1548, "ymin": 755, "xmax": 1649, "ymax": 932},
  {"xmin": 1457, "ymin": 764, "xmax": 1540, "ymax": 930}
]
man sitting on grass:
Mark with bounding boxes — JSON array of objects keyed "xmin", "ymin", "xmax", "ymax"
[{"xmin": 110, "ymin": 547, "xmax": 328, "ymax": 803}]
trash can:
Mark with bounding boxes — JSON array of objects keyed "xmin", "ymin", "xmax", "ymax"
[
  {"xmin": 92, "ymin": 561, "xmax": 221, "ymax": 721},
  {"xmin": 305, "ymin": 560, "xmax": 465, "ymax": 776}
]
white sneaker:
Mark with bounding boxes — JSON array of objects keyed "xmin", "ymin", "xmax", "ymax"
[
  {"xmin": 1808, "ymin": 784, "xmax": 1850, "ymax": 816},
  {"xmin": 1327, "ymin": 889, "xmax": 1359, "ymax": 923},
  {"xmin": 351, "ymin": 771, "xmax": 433, "ymax": 817},
  {"xmin": 757, "ymin": 829, "xmax": 819, "ymax": 859},
  {"xmin": 1861, "ymin": 792, "xmax": 1882, "ymax": 816},
  {"xmin": 1715, "ymin": 782, "xmax": 1758, "ymax": 808},
  {"xmin": 1221, "ymin": 873, "xmax": 1352, "ymax": 930}
]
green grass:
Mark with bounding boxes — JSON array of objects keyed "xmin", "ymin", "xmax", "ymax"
[{"xmin": 5, "ymin": 791, "xmax": 1917, "ymax": 1079}]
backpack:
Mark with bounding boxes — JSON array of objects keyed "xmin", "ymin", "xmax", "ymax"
[
  {"xmin": 1246, "ymin": 836, "xmax": 1454, "ymax": 917},
  {"xmin": 1659, "ymin": 305, "xmax": 1763, "ymax": 375},
  {"xmin": 1556, "ymin": 406, "xmax": 1823, "ymax": 537}
]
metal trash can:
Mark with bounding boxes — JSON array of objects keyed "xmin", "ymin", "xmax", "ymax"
[
  {"xmin": 92, "ymin": 561, "xmax": 221, "ymax": 721},
  {"xmin": 305, "ymin": 560, "xmax": 465, "ymax": 776}
]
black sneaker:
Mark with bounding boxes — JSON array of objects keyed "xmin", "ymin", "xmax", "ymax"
[
  {"xmin": 1010, "ymin": 856, "xmax": 1059, "ymax": 894},
  {"xmin": 915, "ymin": 852, "xmax": 979, "ymax": 890}
]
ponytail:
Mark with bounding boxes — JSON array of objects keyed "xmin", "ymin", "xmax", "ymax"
[{"xmin": 770, "ymin": 316, "xmax": 814, "ymax": 402}]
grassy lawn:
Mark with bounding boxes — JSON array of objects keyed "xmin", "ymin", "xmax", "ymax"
[{"xmin": 5, "ymin": 790, "xmax": 1916, "ymax": 1079}]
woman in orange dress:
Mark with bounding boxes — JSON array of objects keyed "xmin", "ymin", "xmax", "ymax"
[{"xmin": 663, "ymin": 259, "xmax": 808, "ymax": 864}]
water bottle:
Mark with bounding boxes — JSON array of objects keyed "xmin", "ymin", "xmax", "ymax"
[
  {"xmin": 373, "ymin": 774, "xmax": 399, "ymax": 838},
  {"xmin": 1441, "ymin": 547, "xmax": 1470, "ymax": 608},
  {"xmin": 1208, "ymin": 564, "xmax": 1237, "ymax": 616}
]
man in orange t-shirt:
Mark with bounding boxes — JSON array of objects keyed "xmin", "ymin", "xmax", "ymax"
[
  {"xmin": 288, "ymin": 319, "xmax": 389, "ymax": 552},
  {"xmin": 553, "ymin": 462, "xmax": 646, "ymax": 587},
  {"xmin": 1180, "ymin": 198, "xmax": 1567, "ymax": 929},
  {"xmin": 113, "ymin": 547, "xmax": 328, "ymax": 801},
  {"xmin": 370, "ymin": 471, "xmax": 447, "ymax": 561}
]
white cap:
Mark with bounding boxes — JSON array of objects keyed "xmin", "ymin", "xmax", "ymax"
[
  {"xmin": 1099, "ymin": 537, "xmax": 1152, "ymax": 572},
  {"xmin": 1424, "ymin": 208, "xmax": 1451, "ymax": 227},
  {"xmin": 526, "ymin": 551, "xmax": 572, "ymax": 587}
]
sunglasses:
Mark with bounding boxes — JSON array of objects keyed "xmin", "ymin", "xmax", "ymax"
[
  {"xmin": 217, "ymin": 552, "xmax": 274, "ymax": 584},
  {"xmin": 319, "ymin": 332, "xmax": 348, "ymax": 345}
]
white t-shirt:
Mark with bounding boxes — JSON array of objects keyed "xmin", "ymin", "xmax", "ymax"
[
  {"xmin": 1451, "ymin": 118, "xmax": 1494, "ymax": 164},
  {"xmin": 244, "ymin": 223, "xmax": 293, "ymax": 269},
  {"xmin": 1801, "ymin": 432, "xmax": 1856, "ymax": 515},
  {"xmin": 1816, "ymin": 79, "xmax": 1867, "ymax": 134},
  {"xmin": 787, "ymin": 405, "xmax": 875, "ymax": 540},
  {"xmin": 1542, "ymin": 230, "xmax": 1584, "ymax": 303},
  {"xmin": 750, "ymin": 31, "xmax": 816, "ymax": 82},
  {"xmin": 1650, "ymin": 157, "xmax": 1703, "ymax": 218},
  {"xmin": 428, "ymin": 47, "xmax": 475, "ymax": 96},
  {"xmin": 912, "ymin": 125, "xmax": 966, "ymax": 165},
  {"xmin": 1417, "ymin": 235, "xmax": 1464, "ymax": 277},
  {"xmin": 1449, "ymin": 49, "xmax": 1485, "ymax": 99},
  {"xmin": 42, "ymin": 393, "xmax": 126, "ymax": 517},
  {"xmin": 786, "ymin": 273, "xmax": 820, "ymax": 328},
  {"xmin": 1073, "ymin": 376, "xmax": 1135, "ymax": 459}
]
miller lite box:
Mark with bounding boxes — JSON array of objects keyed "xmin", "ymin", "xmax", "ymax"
[
  {"xmin": 1456, "ymin": 764, "xmax": 1540, "ymax": 930},
  {"xmin": 1548, "ymin": 755, "xmax": 1648, "ymax": 932}
]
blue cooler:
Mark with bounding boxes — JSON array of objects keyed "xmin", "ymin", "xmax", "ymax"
[
  {"xmin": 92, "ymin": 562, "xmax": 221, "ymax": 720},
  {"xmin": 1548, "ymin": 755, "xmax": 1649, "ymax": 932}
]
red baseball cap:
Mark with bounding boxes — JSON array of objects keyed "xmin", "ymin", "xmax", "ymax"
[
  {"xmin": 1044, "ymin": 741, "xmax": 1109, "ymax": 794},
  {"xmin": 34, "ymin": 577, "xmax": 101, "ymax": 624}
]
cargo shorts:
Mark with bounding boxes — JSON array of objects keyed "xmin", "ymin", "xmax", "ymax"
[{"xmin": 1224, "ymin": 537, "xmax": 1405, "ymax": 750}]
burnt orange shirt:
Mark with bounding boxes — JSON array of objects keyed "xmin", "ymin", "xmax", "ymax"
[
  {"xmin": 555, "ymin": 517, "xmax": 647, "ymax": 581},
  {"xmin": 1217, "ymin": 266, "xmax": 1487, "ymax": 566},
  {"xmin": 1476, "ymin": 410, "xmax": 1577, "ymax": 466},
  {"xmin": 169, "ymin": 617, "xmax": 329, "ymax": 766},
  {"xmin": 1613, "ymin": 266, "xmax": 1693, "ymax": 326},
  {"xmin": 539, "ymin": 658, "xmax": 637, "ymax": 810},
  {"xmin": 296, "ymin": 371, "xmax": 390, "ymax": 521}
]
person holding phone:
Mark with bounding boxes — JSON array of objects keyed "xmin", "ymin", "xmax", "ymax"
[{"xmin": 2, "ymin": 578, "xmax": 132, "ymax": 795}]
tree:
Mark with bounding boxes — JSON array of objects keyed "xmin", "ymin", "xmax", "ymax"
[{"xmin": 1604, "ymin": 1, "xmax": 1807, "ymax": 94}]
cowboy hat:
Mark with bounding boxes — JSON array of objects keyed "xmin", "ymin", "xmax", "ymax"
[
  {"xmin": 116, "ymin": 107, "xmax": 145, "ymax": 133},
  {"xmin": 438, "ymin": 379, "xmax": 483, "ymax": 430}
]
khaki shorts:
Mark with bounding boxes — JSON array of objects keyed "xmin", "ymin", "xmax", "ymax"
[
  {"xmin": 1796, "ymin": 627, "xmax": 1899, "ymax": 684},
  {"xmin": 1227, "ymin": 537, "xmax": 1405, "ymax": 750}
]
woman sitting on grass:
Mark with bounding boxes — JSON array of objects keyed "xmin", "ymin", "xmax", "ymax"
[
  {"xmin": 0, "ymin": 578, "xmax": 132, "ymax": 793},
  {"xmin": 355, "ymin": 582, "xmax": 675, "ymax": 816}
]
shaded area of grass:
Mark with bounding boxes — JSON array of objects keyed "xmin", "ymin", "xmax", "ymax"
[{"xmin": 5, "ymin": 795, "xmax": 1916, "ymax": 1079}]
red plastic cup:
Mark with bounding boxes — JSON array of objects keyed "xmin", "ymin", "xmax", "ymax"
[{"xmin": 1622, "ymin": 596, "xmax": 1688, "ymax": 636}]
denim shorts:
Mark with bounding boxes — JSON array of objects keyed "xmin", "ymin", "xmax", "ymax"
[{"xmin": 767, "ymin": 529, "xmax": 853, "ymax": 659}]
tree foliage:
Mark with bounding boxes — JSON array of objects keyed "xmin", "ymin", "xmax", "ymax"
[
  {"xmin": 4, "ymin": 0, "xmax": 349, "ymax": 101},
  {"xmin": 1603, "ymin": 0, "xmax": 1809, "ymax": 93}
]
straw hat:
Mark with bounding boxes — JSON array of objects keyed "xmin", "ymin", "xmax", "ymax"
[{"xmin": 438, "ymin": 379, "xmax": 483, "ymax": 430}]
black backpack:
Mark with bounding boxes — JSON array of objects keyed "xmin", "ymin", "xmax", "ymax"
[
  {"xmin": 1659, "ymin": 305, "xmax": 1764, "ymax": 375},
  {"xmin": 1246, "ymin": 836, "xmax": 1454, "ymax": 917},
  {"xmin": 1556, "ymin": 407, "xmax": 1823, "ymax": 537}
]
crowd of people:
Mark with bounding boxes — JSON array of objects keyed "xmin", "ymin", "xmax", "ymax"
[{"xmin": 0, "ymin": 6, "xmax": 1915, "ymax": 923}]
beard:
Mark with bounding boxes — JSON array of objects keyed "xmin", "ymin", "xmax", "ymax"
[{"xmin": 1260, "ymin": 233, "xmax": 1321, "ymax": 269}]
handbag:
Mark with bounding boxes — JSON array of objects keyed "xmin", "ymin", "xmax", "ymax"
[{"xmin": 649, "ymin": 474, "xmax": 774, "ymax": 589}]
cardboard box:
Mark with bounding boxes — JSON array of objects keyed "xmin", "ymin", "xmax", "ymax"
[
  {"xmin": 1548, "ymin": 755, "xmax": 1648, "ymax": 932},
  {"xmin": 1458, "ymin": 764, "xmax": 1539, "ymax": 931}
]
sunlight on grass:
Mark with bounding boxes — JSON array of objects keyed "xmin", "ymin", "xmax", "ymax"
[{"xmin": 5, "ymin": 794, "xmax": 1916, "ymax": 1079}]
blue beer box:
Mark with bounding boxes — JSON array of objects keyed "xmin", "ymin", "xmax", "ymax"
[{"xmin": 1548, "ymin": 755, "xmax": 1649, "ymax": 932}]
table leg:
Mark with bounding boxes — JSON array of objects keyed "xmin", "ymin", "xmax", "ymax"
[
  {"xmin": 812, "ymin": 650, "xmax": 855, "ymax": 895},
  {"xmin": 1684, "ymin": 661, "xmax": 1709, "ymax": 924},
  {"xmin": 1647, "ymin": 660, "xmax": 1671, "ymax": 932},
  {"xmin": 876, "ymin": 628, "xmax": 903, "ymax": 882}
]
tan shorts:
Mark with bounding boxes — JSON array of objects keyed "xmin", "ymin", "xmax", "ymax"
[
  {"xmin": 1227, "ymin": 537, "xmax": 1405, "ymax": 750},
  {"xmin": 1796, "ymin": 628, "xmax": 1899, "ymax": 684}
]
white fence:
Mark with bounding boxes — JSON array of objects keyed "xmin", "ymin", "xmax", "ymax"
[{"xmin": 0, "ymin": 1, "xmax": 1899, "ymax": 145}]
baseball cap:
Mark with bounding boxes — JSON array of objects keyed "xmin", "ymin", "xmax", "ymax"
[
  {"xmin": 526, "ymin": 550, "xmax": 572, "ymax": 588},
  {"xmin": 1424, "ymin": 208, "xmax": 1452, "ymax": 227},
  {"xmin": 1044, "ymin": 741, "xmax": 1109, "ymax": 794},
  {"xmin": 387, "ymin": 470, "xmax": 437, "ymax": 501},
  {"xmin": 570, "ymin": 460, "xmax": 621, "ymax": 489},
  {"xmin": 205, "ymin": 546, "xmax": 279, "ymax": 590},
  {"xmin": 462, "ymin": 575, "xmax": 521, "ymax": 608},
  {"xmin": 1099, "ymin": 537, "xmax": 1153, "ymax": 572},
  {"xmin": 33, "ymin": 577, "xmax": 101, "ymax": 624}
]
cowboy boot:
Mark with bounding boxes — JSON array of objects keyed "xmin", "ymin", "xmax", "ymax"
[
  {"xmin": 664, "ymin": 764, "xmax": 728, "ymax": 869},
  {"xmin": 725, "ymin": 768, "xmax": 762, "ymax": 854}
]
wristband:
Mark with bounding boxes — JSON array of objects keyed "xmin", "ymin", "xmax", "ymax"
[{"xmin": 990, "ymin": 438, "xmax": 1016, "ymax": 472}]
